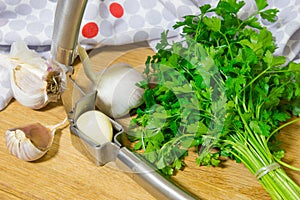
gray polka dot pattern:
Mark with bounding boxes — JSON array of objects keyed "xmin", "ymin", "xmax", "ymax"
[
  {"xmin": 0, "ymin": 0, "xmax": 300, "ymax": 110},
  {"xmin": 129, "ymin": 15, "xmax": 144, "ymax": 29},
  {"xmin": 70, "ymin": 0, "xmax": 199, "ymax": 50},
  {"xmin": 99, "ymin": 20, "xmax": 113, "ymax": 37},
  {"xmin": 0, "ymin": 0, "xmax": 55, "ymax": 52},
  {"xmin": 15, "ymin": 4, "xmax": 32, "ymax": 15},
  {"xmin": 238, "ymin": 0, "xmax": 300, "ymax": 62},
  {"xmin": 114, "ymin": 19, "xmax": 128, "ymax": 33},
  {"xmin": 0, "ymin": 0, "xmax": 200, "ymax": 53},
  {"xmin": 133, "ymin": 30, "xmax": 149, "ymax": 42},
  {"xmin": 5, "ymin": 0, "xmax": 20, "ymax": 6},
  {"xmin": 124, "ymin": 0, "xmax": 140, "ymax": 14},
  {"xmin": 85, "ymin": 3, "xmax": 98, "ymax": 20},
  {"xmin": 30, "ymin": 0, "xmax": 47, "ymax": 10},
  {"xmin": 140, "ymin": 0, "xmax": 157, "ymax": 9},
  {"xmin": 0, "ymin": 0, "xmax": 299, "ymax": 60},
  {"xmin": 99, "ymin": 3, "xmax": 109, "ymax": 19}
]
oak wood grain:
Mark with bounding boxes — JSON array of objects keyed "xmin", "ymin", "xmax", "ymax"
[{"xmin": 0, "ymin": 42, "xmax": 299, "ymax": 200}]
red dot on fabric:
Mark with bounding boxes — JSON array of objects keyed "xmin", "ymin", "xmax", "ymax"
[
  {"xmin": 109, "ymin": 2, "xmax": 124, "ymax": 18},
  {"xmin": 82, "ymin": 22, "xmax": 99, "ymax": 38}
]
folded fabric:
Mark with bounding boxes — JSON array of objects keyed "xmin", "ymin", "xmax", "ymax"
[
  {"xmin": 0, "ymin": 0, "xmax": 300, "ymax": 111},
  {"xmin": 0, "ymin": 55, "xmax": 12, "ymax": 111},
  {"xmin": 0, "ymin": 0, "xmax": 200, "ymax": 53},
  {"xmin": 0, "ymin": 0, "xmax": 299, "ymax": 61}
]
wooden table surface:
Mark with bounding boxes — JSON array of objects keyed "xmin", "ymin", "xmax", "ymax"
[{"xmin": 1, "ymin": 42, "xmax": 300, "ymax": 200}]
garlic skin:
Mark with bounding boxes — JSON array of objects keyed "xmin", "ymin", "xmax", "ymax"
[
  {"xmin": 95, "ymin": 63, "xmax": 145, "ymax": 118},
  {"xmin": 5, "ymin": 123, "xmax": 54, "ymax": 161}
]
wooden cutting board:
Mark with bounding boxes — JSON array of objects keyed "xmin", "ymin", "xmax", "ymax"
[{"xmin": 0, "ymin": 42, "xmax": 299, "ymax": 200}]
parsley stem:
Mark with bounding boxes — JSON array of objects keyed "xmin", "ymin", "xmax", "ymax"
[
  {"xmin": 242, "ymin": 87, "xmax": 248, "ymax": 112},
  {"xmin": 274, "ymin": 157, "xmax": 300, "ymax": 172},
  {"xmin": 267, "ymin": 117, "xmax": 300, "ymax": 141},
  {"xmin": 219, "ymin": 32, "xmax": 234, "ymax": 60},
  {"xmin": 266, "ymin": 70, "xmax": 295, "ymax": 73},
  {"xmin": 194, "ymin": 15, "xmax": 203, "ymax": 43},
  {"xmin": 141, "ymin": 128, "xmax": 146, "ymax": 151},
  {"xmin": 238, "ymin": 11, "xmax": 260, "ymax": 30},
  {"xmin": 256, "ymin": 103, "xmax": 263, "ymax": 120},
  {"xmin": 228, "ymin": 131, "xmax": 300, "ymax": 199},
  {"xmin": 240, "ymin": 66, "xmax": 271, "ymax": 94}
]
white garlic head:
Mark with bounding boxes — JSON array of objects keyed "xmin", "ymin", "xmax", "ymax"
[
  {"xmin": 95, "ymin": 63, "xmax": 145, "ymax": 118},
  {"xmin": 5, "ymin": 123, "xmax": 54, "ymax": 161}
]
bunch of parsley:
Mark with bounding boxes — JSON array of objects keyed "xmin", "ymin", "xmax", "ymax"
[{"xmin": 128, "ymin": 0, "xmax": 300, "ymax": 199}]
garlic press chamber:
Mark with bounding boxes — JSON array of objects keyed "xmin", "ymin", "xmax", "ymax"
[{"xmin": 66, "ymin": 76, "xmax": 197, "ymax": 200}]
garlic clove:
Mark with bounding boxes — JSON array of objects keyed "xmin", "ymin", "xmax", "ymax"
[
  {"xmin": 10, "ymin": 64, "xmax": 49, "ymax": 109},
  {"xmin": 77, "ymin": 46, "xmax": 145, "ymax": 118},
  {"xmin": 19, "ymin": 123, "xmax": 53, "ymax": 150},
  {"xmin": 95, "ymin": 63, "xmax": 145, "ymax": 118},
  {"xmin": 5, "ymin": 123, "xmax": 54, "ymax": 161},
  {"xmin": 6, "ymin": 130, "xmax": 47, "ymax": 161},
  {"xmin": 10, "ymin": 39, "xmax": 48, "ymax": 71},
  {"xmin": 76, "ymin": 110, "xmax": 113, "ymax": 145}
]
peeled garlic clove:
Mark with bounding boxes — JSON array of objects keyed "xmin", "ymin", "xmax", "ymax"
[
  {"xmin": 95, "ymin": 63, "xmax": 145, "ymax": 118},
  {"xmin": 76, "ymin": 110, "xmax": 113, "ymax": 145},
  {"xmin": 5, "ymin": 123, "xmax": 54, "ymax": 161}
]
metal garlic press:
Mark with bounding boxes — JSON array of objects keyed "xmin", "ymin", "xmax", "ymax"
[
  {"xmin": 50, "ymin": 0, "xmax": 198, "ymax": 199},
  {"xmin": 65, "ymin": 77, "xmax": 197, "ymax": 200}
]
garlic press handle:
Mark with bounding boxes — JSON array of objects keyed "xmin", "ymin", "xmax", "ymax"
[{"xmin": 116, "ymin": 148, "xmax": 197, "ymax": 200}]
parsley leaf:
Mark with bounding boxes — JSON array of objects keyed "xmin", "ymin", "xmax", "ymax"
[{"xmin": 128, "ymin": 0, "xmax": 300, "ymax": 198}]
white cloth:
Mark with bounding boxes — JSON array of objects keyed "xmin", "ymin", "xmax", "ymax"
[
  {"xmin": 0, "ymin": 56, "xmax": 12, "ymax": 110},
  {"xmin": 0, "ymin": 0, "xmax": 300, "ymax": 110}
]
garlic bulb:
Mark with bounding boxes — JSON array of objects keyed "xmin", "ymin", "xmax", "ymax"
[
  {"xmin": 76, "ymin": 110, "xmax": 113, "ymax": 145},
  {"xmin": 5, "ymin": 118, "xmax": 67, "ymax": 161},
  {"xmin": 77, "ymin": 45, "xmax": 145, "ymax": 118},
  {"xmin": 9, "ymin": 40, "xmax": 63, "ymax": 109},
  {"xmin": 95, "ymin": 63, "xmax": 145, "ymax": 118}
]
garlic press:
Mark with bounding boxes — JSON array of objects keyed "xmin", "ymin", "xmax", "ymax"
[
  {"xmin": 63, "ymin": 74, "xmax": 197, "ymax": 200},
  {"xmin": 50, "ymin": 0, "xmax": 197, "ymax": 198}
]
